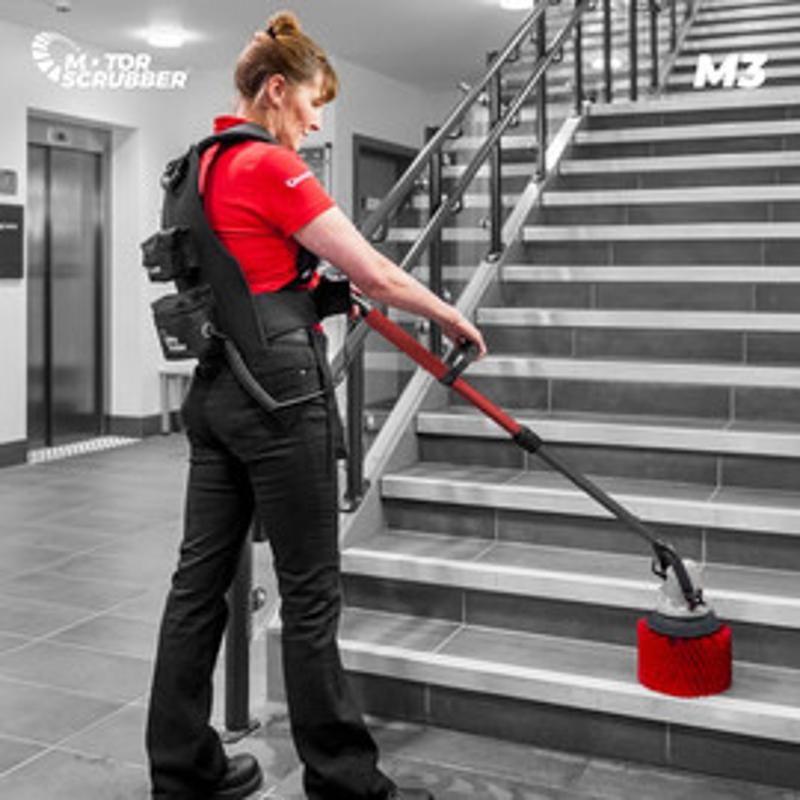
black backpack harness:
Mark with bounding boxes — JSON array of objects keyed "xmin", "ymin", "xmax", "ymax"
[{"xmin": 141, "ymin": 123, "xmax": 351, "ymax": 416}]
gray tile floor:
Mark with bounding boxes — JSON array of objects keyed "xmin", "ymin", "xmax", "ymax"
[{"xmin": 0, "ymin": 436, "xmax": 796, "ymax": 799}]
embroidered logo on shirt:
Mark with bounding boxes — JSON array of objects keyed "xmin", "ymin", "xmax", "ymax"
[{"xmin": 286, "ymin": 170, "xmax": 313, "ymax": 189}]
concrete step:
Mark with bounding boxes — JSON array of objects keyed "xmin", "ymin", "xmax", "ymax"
[
  {"xmin": 478, "ymin": 306, "xmax": 800, "ymax": 332},
  {"xmin": 683, "ymin": 30, "xmax": 800, "ymax": 52},
  {"xmin": 416, "ymin": 407, "xmax": 800, "ymax": 460},
  {"xmin": 575, "ymin": 118, "xmax": 800, "ymax": 146},
  {"xmin": 497, "ymin": 263, "xmax": 800, "ymax": 283},
  {"xmin": 343, "ymin": 531, "xmax": 800, "ymax": 635},
  {"xmin": 535, "ymin": 184, "xmax": 800, "ymax": 224},
  {"xmin": 416, "ymin": 405, "xmax": 800, "ymax": 492},
  {"xmin": 520, "ymin": 222, "xmax": 800, "ymax": 266},
  {"xmin": 698, "ymin": 3, "xmax": 800, "ymax": 23},
  {"xmin": 381, "ymin": 462, "xmax": 800, "ymax": 537},
  {"xmin": 585, "ymin": 87, "xmax": 800, "ymax": 128},
  {"xmin": 559, "ymin": 152, "xmax": 800, "ymax": 177},
  {"xmin": 541, "ymin": 185, "xmax": 800, "ymax": 206},
  {"xmin": 468, "ymin": 353, "xmax": 800, "ymax": 390},
  {"xmin": 451, "ymin": 354, "xmax": 800, "ymax": 424},
  {"xmin": 688, "ymin": 16, "xmax": 800, "ymax": 38},
  {"xmin": 523, "ymin": 222, "xmax": 800, "ymax": 241},
  {"xmin": 337, "ymin": 606, "xmax": 800, "ymax": 748}
]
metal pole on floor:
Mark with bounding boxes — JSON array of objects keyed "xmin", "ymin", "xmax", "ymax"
[{"xmin": 223, "ymin": 523, "xmax": 261, "ymax": 741}]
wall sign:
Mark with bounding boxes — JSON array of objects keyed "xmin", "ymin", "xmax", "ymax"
[
  {"xmin": 0, "ymin": 170, "xmax": 17, "ymax": 195},
  {"xmin": 0, "ymin": 205, "xmax": 24, "ymax": 279}
]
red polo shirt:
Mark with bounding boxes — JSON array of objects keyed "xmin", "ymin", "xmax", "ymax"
[{"xmin": 199, "ymin": 115, "xmax": 334, "ymax": 293}]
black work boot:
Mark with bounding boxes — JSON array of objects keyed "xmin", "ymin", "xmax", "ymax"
[
  {"xmin": 387, "ymin": 788, "xmax": 435, "ymax": 800},
  {"xmin": 210, "ymin": 753, "xmax": 263, "ymax": 799}
]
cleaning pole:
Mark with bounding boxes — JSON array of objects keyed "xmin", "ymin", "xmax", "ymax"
[{"xmin": 352, "ymin": 297, "xmax": 732, "ymax": 698}]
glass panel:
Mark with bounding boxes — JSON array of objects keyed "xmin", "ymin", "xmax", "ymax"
[
  {"xmin": 26, "ymin": 145, "xmax": 47, "ymax": 447},
  {"xmin": 49, "ymin": 149, "xmax": 102, "ymax": 444}
]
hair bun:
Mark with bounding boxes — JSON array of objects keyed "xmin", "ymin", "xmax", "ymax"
[{"xmin": 266, "ymin": 10, "xmax": 301, "ymax": 38}]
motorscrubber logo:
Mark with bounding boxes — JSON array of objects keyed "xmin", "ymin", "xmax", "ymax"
[{"xmin": 31, "ymin": 31, "xmax": 189, "ymax": 90}]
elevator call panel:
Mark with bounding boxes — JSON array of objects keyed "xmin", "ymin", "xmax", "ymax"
[{"xmin": 0, "ymin": 204, "xmax": 23, "ymax": 279}]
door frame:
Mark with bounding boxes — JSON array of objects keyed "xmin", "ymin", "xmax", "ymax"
[
  {"xmin": 26, "ymin": 115, "xmax": 110, "ymax": 447},
  {"xmin": 352, "ymin": 133, "xmax": 417, "ymax": 221}
]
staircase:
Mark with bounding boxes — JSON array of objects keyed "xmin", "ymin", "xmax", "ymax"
[{"xmin": 268, "ymin": 0, "xmax": 800, "ymax": 790}]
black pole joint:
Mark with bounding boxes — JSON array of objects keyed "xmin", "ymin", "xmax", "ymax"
[{"xmin": 513, "ymin": 425, "xmax": 544, "ymax": 454}]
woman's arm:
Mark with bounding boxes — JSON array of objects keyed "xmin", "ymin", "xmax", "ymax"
[{"xmin": 295, "ymin": 206, "xmax": 486, "ymax": 355}]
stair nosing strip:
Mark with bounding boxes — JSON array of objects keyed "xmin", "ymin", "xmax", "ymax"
[{"xmin": 339, "ymin": 638, "xmax": 800, "ymax": 743}]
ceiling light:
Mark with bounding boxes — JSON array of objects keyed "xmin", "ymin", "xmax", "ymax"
[
  {"xmin": 499, "ymin": 0, "xmax": 533, "ymax": 9},
  {"xmin": 145, "ymin": 26, "xmax": 188, "ymax": 48}
]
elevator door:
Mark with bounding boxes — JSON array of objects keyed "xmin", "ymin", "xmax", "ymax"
[{"xmin": 27, "ymin": 141, "xmax": 104, "ymax": 448}]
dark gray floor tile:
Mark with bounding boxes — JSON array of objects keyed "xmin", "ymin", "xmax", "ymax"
[
  {"xmin": 0, "ymin": 675, "xmax": 122, "ymax": 743},
  {"xmin": 0, "ymin": 594, "xmax": 95, "ymax": 638},
  {"xmin": 0, "ymin": 735, "xmax": 45, "ymax": 775},
  {"xmin": 0, "ymin": 569, "xmax": 148, "ymax": 611},
  {"xmin": 51, "ymin": 615, "xmax": 159, "ymax": 660},
  {"xmin": 0, "ymin": 640, "xmax": 152, "ymax": 703},
  {"xmin": 0, "ymin": 749, "xmax": 148, "ymax": 800},
  {"xmin": 59, "ymin": 705, "xmax": 147, "ymax": 767},
  {"xmin": 0, "ymin": 542, "xmax": 72, "ymax": 578},
  {"xmin": 0, "ymin": 631, "xmax": 30, "ymax": 653},
  {"xmin": 575, "ymin": 757, "xmax": 795, "ymax": 800}
]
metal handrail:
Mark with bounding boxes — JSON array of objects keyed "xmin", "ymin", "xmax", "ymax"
[
  {"xmin": 335, "ymin": 0, "xmax": 594, "ymax": 509},
  {"xmin": 331, "ymin": 0, "xmax": 591, "ymax": 383},
  {"xmin": 355, "ymin": 1, "xmax": 552, "ymax": 246}
]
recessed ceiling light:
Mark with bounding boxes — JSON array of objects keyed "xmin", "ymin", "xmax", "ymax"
[
  {"xmin": 499, "ymin": 0, "xmax": 533, "ymax": 9},
  {"xmin": 145, "ymin": 26, "xmax": 188, "ymax": 48}
]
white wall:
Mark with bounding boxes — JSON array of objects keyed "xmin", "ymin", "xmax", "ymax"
[{"xmin": 0, "ymin": 18, "xmax": 454, "ymax": 454}]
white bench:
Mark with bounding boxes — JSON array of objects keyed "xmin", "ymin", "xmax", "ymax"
[{"xmin": 158, "ymin": 362, "xmax": 196, "ymax": 434}]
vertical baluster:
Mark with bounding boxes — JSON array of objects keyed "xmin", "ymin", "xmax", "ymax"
[
  {"xmin": 574, "ymin": 0, "xmax": 584, "ymax": 115},
  {"xmin": 487, "ymin": 52, "xmax": 504, "ymax": 260},
  {"xmin": 427, "ymin": 125, "xmax": 444, "ymax": 356},
  {"xmin": 224, "ymin": 530, "xmax": 257, "ymax": 738},
  {"xmin": 650, "ymin": 0, "xmax": 659, "ymax": 91},
  {"xmin": 344, "ymin": 337, "xmax": 366, "ymax": 510},
  {"xmin": 603, "ymin": 0, "xmax": 613, "ymax": 102},
  {"xmin": 536, "ymin": 6, "xmax": 548, "ymax": 180},
  {"xmin": 670, "ymin": 0, "xmax": 678, "ymax": 52},
  {"xmin": 630, "ymin": 0, "xmax": 639, "ymax": 100}
]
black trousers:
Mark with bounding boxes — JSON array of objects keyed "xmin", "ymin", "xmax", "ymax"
[{"xmin": 146, "ymin": 346, "xmax": 394, "ymax": 800}]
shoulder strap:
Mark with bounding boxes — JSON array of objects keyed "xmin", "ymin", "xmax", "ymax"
[{"xmin": 197, "ymin": 122, "xmax": 275, "ymax": 154}]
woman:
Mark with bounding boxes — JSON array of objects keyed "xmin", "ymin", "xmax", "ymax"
[{"xmin": 145, "ymin": 10, "xmax": 486, "ymax": 800}]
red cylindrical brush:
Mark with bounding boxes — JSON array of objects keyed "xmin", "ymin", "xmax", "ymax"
[{"xmin": 637, "ymin": 559, "xmax": 732, "ymax": 697}]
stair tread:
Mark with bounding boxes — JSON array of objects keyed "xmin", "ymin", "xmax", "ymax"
[
  {"xmin": 338, "ymin": 607, "xmax": 800, "ymax": 743},
  {"xmin": 416, "ymin": 406, "xmax": 800, "ymax": 457},
  {"xmin": 477, "ymin": 307, "xmax": 800, "ymax": 331},
  {"xmin": 577, "ymin": 119, "xmax": 800, "ymax": 144},
  {"xmin": 589, "ymin": 85, "xmax": 800, "ymax": 116},
  {"xmin": 381, "ymin": 463, "xmax": 800, "ymax": 533},
  {"xmin": 467, "ymin": 354, "xmax": 800, "ymax": 388},
  {"xmin": 524, "ymin": 222, "xmax": 800, "ymax": 239},
  {"xmin": 542, "ymin": 185, "xmax": 800, "ymax": 205},
  {"xmin": 560, "ymin": 151, "xmax": 800, "ymax": 173},
  {"xmin": 499, "ymin": 264, "xmax": 800, "ymax": 282},
  {"xmin": 345, "ymin": 531, "xmax": 800, "ymax": 606}
]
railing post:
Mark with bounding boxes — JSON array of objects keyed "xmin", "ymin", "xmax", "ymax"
[
  {"xmin": 426, "ymin": 125, "xmax": 444, "ymax": 356},
  {"xmin": 649, "ymin": 0, "xmax": 659, "ymax": 91},
  {"xmin": 603, "ymin": 0, "xmax": 613, "ymax": 103},
  {"xmin": 343, "ymin": 334, "xmax": 366, "ymax": 510},
  {"xmin": 487, "ymin": 52, "xmax": 504, "ymax": 259},
  {"xmin": 223, "ymin": 527, "xmax": 259, "ymax": 740},
  {"xmin": 574, "ymin": 0, "xmax": 584, "ymax": 115},
  {"xmin": 670, "ymin": 0, "xmax": 678, "ymax": 52},
  {"xmin": 535, "ymin": 6, "xmax": 548, "ymax": 180},
  {"xmin": 629, "ymin": 0, "xmax": 639, "ymax": 101}
]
